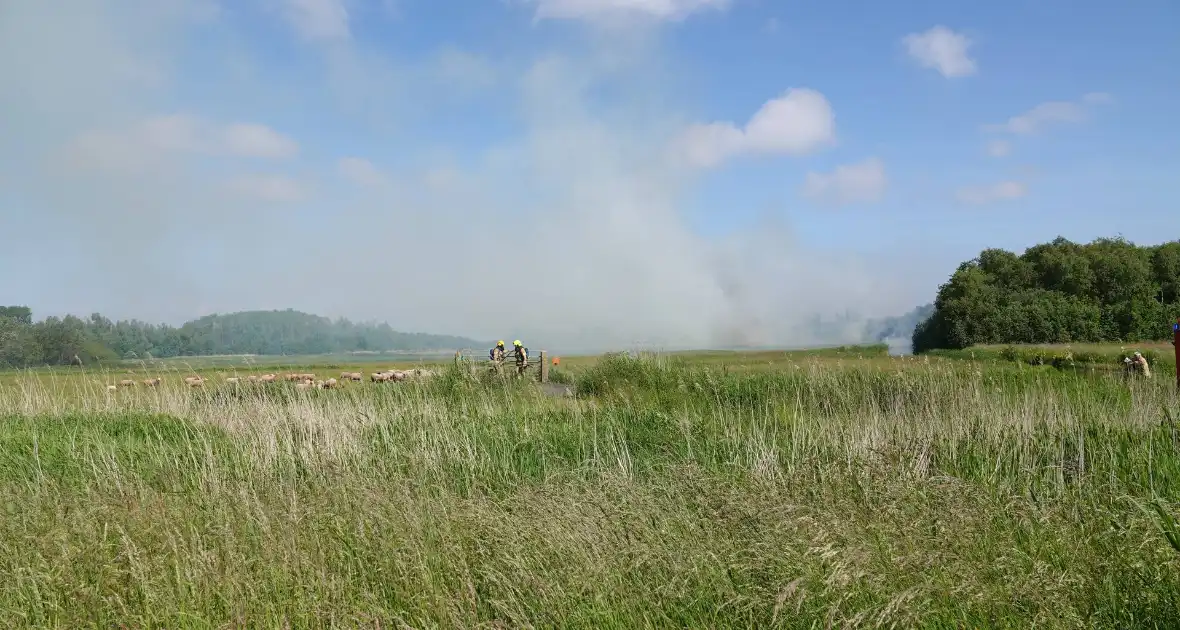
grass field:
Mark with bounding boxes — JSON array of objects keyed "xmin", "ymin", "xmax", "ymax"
[
  {"xmin": 46, "ymin": 342, "xmax": 897, "ymax": 373},
  {"xmin": 927, "ymin": 341, "xmax": 1176, "ymax": 374},
  {"xmin": 1, "ymin": 345, "xmax": 1179, "ymax": 627}
]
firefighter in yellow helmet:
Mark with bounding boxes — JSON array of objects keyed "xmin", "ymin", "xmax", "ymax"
[
  {"xmin": 513, "ymin": 339, "xmax": 529, "ymax": 376},
  {"xmin": 489, "ymin": 340, "xmax": 506, "ymax": 374}
]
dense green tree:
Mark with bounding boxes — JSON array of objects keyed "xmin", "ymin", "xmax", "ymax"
[
  {"xmin": 0, "ymin": 307, "xmax": 484, "ymax": 368},
  {"xmin": 1152, "ymin": 242, "xmax": 1180, "ymax": 303},
  {"xmin": 914, "ymin": 236, "xmax": 1180, "ymax": 352},
  {"xmin": 1022, "ymin": 237, "xmax": 1094, "ymax": 297},
  {"xmin": 977, "ymin": 248, "xmax": 1035, "ymax": 291},
  {"xmin": 0, "ymin": 306, "xmax": 32, "ymax": 325}
]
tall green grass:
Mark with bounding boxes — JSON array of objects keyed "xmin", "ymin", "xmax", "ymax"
[
  {"xmin": 0, "ymin": 355, "xmax": 1177, "ymax": 627},
  {"xmin": 930, "ymin": 343, "xmax": 1174, "ymax": 373}
]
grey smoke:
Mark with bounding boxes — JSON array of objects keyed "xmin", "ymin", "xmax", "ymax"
[{"xmin": 0, "ymin": 0, "xmax": 931, "ymax": 353}]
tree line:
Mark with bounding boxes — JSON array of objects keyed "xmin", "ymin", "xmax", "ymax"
[
  {"xmin": 0, "ymin": 308, "xmax": 484, "ymax": 368},
  {"xmin": 913, "ymin": 236, "xmax": 1180, "ymax": 352}
]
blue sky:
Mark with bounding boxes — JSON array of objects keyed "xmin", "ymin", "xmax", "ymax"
[{"xmin": 0, "ymin": 0, "xmax": 1177, "ymax": 350}]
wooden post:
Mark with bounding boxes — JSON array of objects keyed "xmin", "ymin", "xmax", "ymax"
[
  {"xmin": 1173, "ymin": 320, "xmax": 1179, "ymax": 389},
  {"xmin": 539, "ymin": 350, "xmax": 549, "ymax": 383}
]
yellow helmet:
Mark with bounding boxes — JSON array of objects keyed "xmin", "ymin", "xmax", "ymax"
[
  {"xmin": 497, "ymin": 340, "xmax": 504, "ymax": 347},
  {"xmin": 513, "ymin": 340, "xmax": 522, "ymax": 346}
]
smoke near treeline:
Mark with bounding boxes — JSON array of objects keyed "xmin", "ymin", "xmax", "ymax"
[{"xmin": 0, "ymin": 0, "xmax": 937, "ymax": 353}]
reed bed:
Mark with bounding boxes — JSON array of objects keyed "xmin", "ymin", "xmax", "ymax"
[{"xmin": 0, "ymin": 355, "xmax": 1177, "ymax": 628}]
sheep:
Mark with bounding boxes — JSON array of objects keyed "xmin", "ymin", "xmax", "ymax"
[
  {"xmin": 373, "ymin": 369, "xmax": 441, "ymax": 383},
  {"xmin": 371, "ymin": 372, "xmax": 389, "ymax": 382},
  {"xmin": 118, "ymin": 379, "xmax": 136, "ymax": 388},
  {"xmin": 295, "ymin": 381, "xmax": 313, "ymax": 390},
  {"xmin": 184, "ymin": 376, "xmax": 205, "ymax": 387},
  {"xmin": 142, "ymin": 378, "xmax": 162, "ymax": 387},
  {"xmin": 106, "ymin": 384, "xmax": 117, "ymax": 392},
  {"xmin": 320, "ymin": 378, "xmax": 339, "ymax": 389},
  {"xmin": 225, "ymin": 377, "xmax": 241, "ymax": 384},
  {"xmin": 260, "ymin": 374, "xmax": 277, "ymax": 383},
  {"xmin": 341, "ymin": 371, "xmax": 363, "ymax": 381}
]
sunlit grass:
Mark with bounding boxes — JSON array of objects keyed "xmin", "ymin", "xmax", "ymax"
[{"xmin": 0, "ymin": 352, "xmax": 1177, "ymax": 627}]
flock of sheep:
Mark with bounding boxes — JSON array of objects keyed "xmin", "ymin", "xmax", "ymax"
[{"xmin": 104, "ymin": 367, "xmax": 439, "ymax": 393}]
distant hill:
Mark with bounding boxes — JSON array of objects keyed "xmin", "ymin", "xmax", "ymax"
[
  {"xmin": 175, "ymin": 310, "xmax": 483, "ymax": 356},
  {"xmin": 0, "ymin": 306, "xmax": 485, "ymax": 367}
]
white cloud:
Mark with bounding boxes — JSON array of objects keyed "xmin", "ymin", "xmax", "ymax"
[
  {"xmin": 956, "ymin": 181, "xmax": 1028, "ymax": 205},
  {"xmin": 677, "ymin": 88, "xmax": 836, "ymax": 168},
  {"xmin": 992, "ymin": 102, "xmax": 1084, "ymax": 134},
  {"xmin": 902, "ymin": 26, "xmax": 976, "ymax": 78},
  {"xmin": 281, "ymin": 0, "xmax": 350, "ymax": 41},
  {"xmin": 676, "ymin": 122, "xmax": 746, "ymax": 169},
  {"xmin": 986, "ymin": 139, "xmax": 1011, "ymax": 157},
  {"xmin": 431, "ymin": 47, "xmax": 498, "ymax": 91},
  {"xmin": 986, "ymin": 93, "xmax": 1111, "ymax": 135},
  {"xmin": 226, "ymin": 173, "xmax": 307, "ymax": 201},
  {"xmin": 137, "ymin": 114, "xmax": 205, "ymax": 152},
  {"xmin": 64, "ymin": 115, "xmax": 298, "ymax": 172},
  {"xmin": 530, "ymin": 0, "xmax": 729, "ymax": 22},
  {"xmin": 337, "ymin": 157, "xmax": 388, "ymax": 186},
  {"xmin": 802, "ymin": 158, "xmax": 887, "ymax": 206},
  {"xmin": 221, "ymin": 123, "xmax": 301, "ymax": 158}
]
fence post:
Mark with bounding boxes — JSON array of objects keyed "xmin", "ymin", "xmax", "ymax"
[
  {"xmin": 539, "ymin": 350, "xmax": 549, "ymax": 383},
  {"xmin": 1174, "ymin": 320, "xmax": 1179, "ymax": 390}
]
